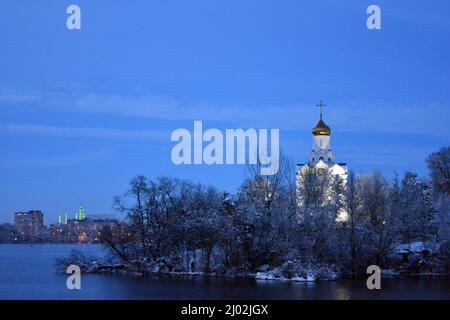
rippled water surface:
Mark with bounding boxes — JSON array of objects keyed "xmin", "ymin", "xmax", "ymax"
[{"xmin": 0, "ymin": 244, "xmax": 449, "ymax": 300}]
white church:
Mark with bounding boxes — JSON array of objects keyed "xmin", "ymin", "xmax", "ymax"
[{"xmin": 296, "ymin": 101, "xmax": 348, "ymax": 222}]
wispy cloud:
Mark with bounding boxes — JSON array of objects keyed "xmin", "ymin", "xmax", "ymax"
[
  {"xmin": 1, "ymin": 88, "xmax": 449, "ymax": 140},
  {"xmin": 0, "ymin": 145, "xmax": 119, "ymax": 169},
  {"xmin": 0, "ymin": 124, "xmax": 168, "ymax": 141}
]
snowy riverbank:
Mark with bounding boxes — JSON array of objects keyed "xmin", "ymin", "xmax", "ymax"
[
  {"xmin": 56, "ymin": 251, "xmax": 339, "ymax": 282},
  {"xmin": 254, "ymin": 261, "xmax": 338, "ymax": 282},
  {"xmin": 57, "ymin": 245, "xmax": 450, "ymax": 283}
]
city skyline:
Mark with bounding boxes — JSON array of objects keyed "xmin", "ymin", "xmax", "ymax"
[
  {"xmin": 0, "ymin": 209, "xmax": 121, "ymax": 243},
  {"xmin": 1, "ymin": 205, "xmax": 117, "ymax": 225},
  {"xmin": 1, "ymin": 0, "xmax": 450, "ymax": 224}
]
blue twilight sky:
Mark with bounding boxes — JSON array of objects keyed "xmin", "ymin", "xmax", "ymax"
[{"xmin": 0, "ymin": 0, "xmax": 449, "ymax": 224}]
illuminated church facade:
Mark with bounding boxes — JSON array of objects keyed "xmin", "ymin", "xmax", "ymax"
[{"xmin": 296, "ymin": 101, "xmax": 348, "ymax": 222}]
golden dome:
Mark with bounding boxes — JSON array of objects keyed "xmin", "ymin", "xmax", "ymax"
[{"xmin": 312, "ymin": 115, "xmax": 331, "ymax": 136}]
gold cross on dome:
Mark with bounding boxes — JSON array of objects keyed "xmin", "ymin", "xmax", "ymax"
[{"xmin": 316, "ymin": 100, "xmax": 326, "ymax": 114}]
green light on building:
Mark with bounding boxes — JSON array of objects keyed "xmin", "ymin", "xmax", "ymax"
[{"xmin": 78, "ymin": 204, "xmax": 86, "ymax": 220}]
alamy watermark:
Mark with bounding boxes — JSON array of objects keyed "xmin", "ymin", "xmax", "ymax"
[
  {"xmin": 366, "ymin": 265, "xmax": 381, "ymax": 290},
  {"xmin": 66, "ymin": 264, "xmax": 81, "ymax": 290},
  {"xmin": 171, "ymin": 121, "xmax": 280, "ymax": 175},
  {"xmin": 366, "ymin": 4, "xmax": 381, "ymax": 30},
  {"xmin": 66, "ymin": 5, "xmax": 81, "ymax": 30},
  {"xmin": 65, "ymin": 4, "xmax": 380, "ymax": 31}
]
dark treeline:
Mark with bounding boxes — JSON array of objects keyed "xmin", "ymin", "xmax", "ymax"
[{"xmin": 100, "ymin": 147, "xmax": 450, "ymax": 277}]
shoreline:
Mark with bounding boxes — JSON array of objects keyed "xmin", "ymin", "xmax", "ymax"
[{"xmin": 66, "ymin": 262, "xmax": 450, "ymax": 282}]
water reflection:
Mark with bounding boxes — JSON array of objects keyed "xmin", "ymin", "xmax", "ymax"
[{"xmin": 0, "ymin": 244, "xmax": 449, "ymax": 300}]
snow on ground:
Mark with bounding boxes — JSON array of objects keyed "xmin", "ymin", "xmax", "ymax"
[{"xmin": 255, "ymin": 261, "xmax": 337, "ymax": 282}]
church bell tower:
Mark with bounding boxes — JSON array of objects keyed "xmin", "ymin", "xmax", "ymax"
[
  {"xmin": 296, "ymin": 100, "xmax": 349, "ymax": 222},
  {"xmin": 309, "ymin": 100, "xmax": 334, "ymax": 165}
]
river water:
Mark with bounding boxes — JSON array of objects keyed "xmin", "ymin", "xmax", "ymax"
[{"xmin": 0, "ymin": 244, "xmax": 448, "ymax": 300}]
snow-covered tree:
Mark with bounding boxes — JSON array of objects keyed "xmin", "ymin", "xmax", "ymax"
[
  {"xmin": 358, "ymin": 172, "xmax": 398, "ymax": 267},
  {"xmin": 102, "ymin": 146, "xmax": 450, "ymax": 277},
  {"xmin": 427, "ymin": 146, "xmax": 450, "ymax": 195},
  {"xmin": 296, "ymin": 167, "xmax": 343, "ymax": 264}
]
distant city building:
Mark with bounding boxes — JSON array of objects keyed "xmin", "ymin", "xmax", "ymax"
[
  {"xmin": 9, "ymin": 206, "xmax": 124, "ymax": 243},
  {"xmin": 49, "ymin": 212, "xmax": 122, "ymax": 243},
  {"xmin": 0, "ymin": 223, "xmax": 18, "ymax": 243},
  {"xmin": 14, "ymin": 210, "xmax": 46, "ymax": 242}
]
